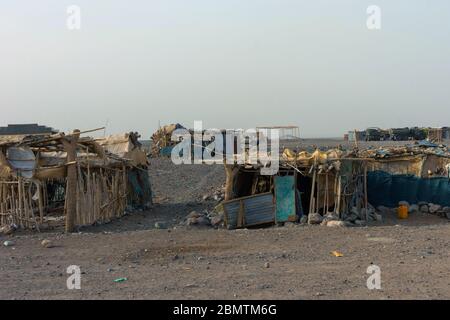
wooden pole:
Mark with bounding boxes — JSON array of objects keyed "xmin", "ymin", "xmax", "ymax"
[
  {"xmin": 224, "ymin": 164, "xmax": 238, "ymax": 201},
  {"xmin": 18, "ymin": 178, "xmax": 24, "ymax": 228},
  {"xmin": 364, "ymin": 162, "xmax": 368, "ymax": 221},
  {"xmin": 309, "ymin": 164, "xmax": 317, "ymax": 214},
  {"xmin": 62, "ymin": 129, "xmax": 80, "ymax": 233},
  {"xmin": 38, "ymin": 183, "xmax": 44, "ymax": 223}
]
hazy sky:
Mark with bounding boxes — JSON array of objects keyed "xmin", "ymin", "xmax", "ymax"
[{"xmin": 1, "ymin": 0, "xmax": 450, "ymax": 137}]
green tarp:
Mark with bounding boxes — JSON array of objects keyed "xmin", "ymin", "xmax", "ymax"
[
  {"xmin": 367, "ymin": 171, "xmax": 450, "ymax": 207},
  {"xmin": 274, "ymin": 175, "xmax": 296, "ymax": 222}
]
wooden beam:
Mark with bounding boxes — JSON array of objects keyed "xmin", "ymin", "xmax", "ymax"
[{"xmin": 62, "ymin": 129, "xmax": 80, "ymax": 233}]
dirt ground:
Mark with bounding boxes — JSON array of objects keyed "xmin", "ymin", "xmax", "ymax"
[{"xmin": 1, "ymin": 158, "xmax": 449, "ymax": 300}]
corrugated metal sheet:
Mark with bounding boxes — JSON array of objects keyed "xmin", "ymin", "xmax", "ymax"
[{"xmin": 223, "ymin": 192, "xmax": 274, "ymax": 229}]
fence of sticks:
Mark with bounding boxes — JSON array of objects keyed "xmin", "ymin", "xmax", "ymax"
[
  {"xmin": 74, "ymin": 164, "xmax": 128, "ymax": 226},
  {"xmin": 0, "ymin": 178, "xmax": 44, "ymax": 231},
  {"xmin": 0, "ymin": 129, "xmax": 152, "ymax": 233}
]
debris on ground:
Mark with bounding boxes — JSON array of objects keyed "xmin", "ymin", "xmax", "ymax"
[
  {"xmin": 0, "ymin": 224, "xmax": 17, "ymax": 236},
  {"xmin": 113, "ymin": 277, "xmax": 128, "ymax": 283},
  {"xmin": 3, "ymin": 240, "xmax": 15, "ymax": 247},
  {"xmin": 331, "ymin": 251, "xmax": 344, "ymax": 257},
  {"xmin": 41, "ymin": 239, "xmax": 54, "ymax": 248},
  {"xmin": 325, "ymin": 220, "xmax": 347, "ymax": 227},
  {"xmin": 299, "ymin": 215, "xmax": 308, "ymax": 224},
  {"xmin": 207, "ymin": 204, "xmax": 225, "ymax": 228},
  {"xmin": 308, "ymin": 213, "xmax": 323, "ymax": 225},
  {"xmin": 154, "ymin": 222, "xmax": 168, "ymax": 229},
  {"xmin": 184, "ymin": 211, "xmax": 211, "ymax": 227}
]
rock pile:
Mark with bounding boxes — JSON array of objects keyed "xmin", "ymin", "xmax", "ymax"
[
  {"xmin": 416, "ymin": 202, "xmax": 450, "ymax": 218},
  {"xmin": 201, "ymin": 184, "xmax": 226, "ymax": 203},
  {"xmin": 207, "ymin": 205, "xmax": 225, "ymax": 228},
  {"xmin": 184, "ymin": 211, "xmax": 211, "ymax": 227},
  {"xmin": 377, "ymin": 201, "xmax": 450, "ymax": 219}
]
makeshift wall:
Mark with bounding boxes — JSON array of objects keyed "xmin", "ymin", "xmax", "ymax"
[
  {"xmin": 367, "ymin": 170, "xmax": 450, "ymax": 207},
  {"xmin": 74, "ymin": 165, "xmax": 128, "ymax": 226},
  {"xmin": 0, "ymin": 179, "xmax": 45, "ymax": 230},
  {"xmin": 420, "ymin": 155, "xmax": 450, "ymax": 177},
  {"xmin": 368, "ymin": 156, "xmax": 423, "ymax": 176}
]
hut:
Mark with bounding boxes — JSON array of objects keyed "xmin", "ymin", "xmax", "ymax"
[
  {"xmin": 221, "ymin": 142, "xmax": 450, "ymax": 229},
  {"xmin": 0, "ymin": 129, "xmax": 152, "ymax": 233}
]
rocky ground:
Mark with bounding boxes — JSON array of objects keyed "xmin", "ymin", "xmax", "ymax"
[{"xmin": 0, "ymin": 157, "xmax": 449, "ymax": 300}]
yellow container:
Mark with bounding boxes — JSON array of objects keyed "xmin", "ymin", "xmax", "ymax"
[{"xmin": 397, "ymin": 205, "xmax": 408, "ymax": 219}]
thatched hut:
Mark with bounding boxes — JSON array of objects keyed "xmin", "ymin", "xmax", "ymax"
[{"xmin": 0, "ymin": 130, "xmax": 152, "ymax": 233}]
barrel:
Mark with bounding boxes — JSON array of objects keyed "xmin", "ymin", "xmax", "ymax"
[{"xmin": 397, "ymin": 205, "xmax": 408, "ymax": 219}]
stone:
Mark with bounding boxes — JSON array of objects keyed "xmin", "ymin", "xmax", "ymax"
[
  {"xmin": 196, "ymin": 216, "xmax": 211, "ymax": 226},
  {"xmin": 41, "ymin": 239, "xmax": 54, "ymax": 248},
  {"xmin": 202, "ymin": 195, "xmax": 209, "ymax": 201},
  {"xmin": 154, "ymin": 222, "xmax": 167, "ymax": 229},
  {"xmin": 361, "ymin": 208, "xmax": 375, "ymax": 219},
  {"xmin": 187, "ymin": 211, "xmax": 201, "ymax": 219},
  {"xmin": 436, "ymin": 210, "xmax": 446, "ymax": 218},
  {"xmin": 308, "ymin": 213, "xmax": 323, "ymax": 225},
  {"xmin": 264, "ymin": 262, "xmax": 270, "ymax": 268},
  {"xmin": 0, "ymin": 225, "xmax": 15, "ymax": 235},
  {"xmin": 323, "ymin": 213, "xmax": 339, "ymax": 222},
  {"xmin": 210, "ymin": 215, "xmax": 223, "ymax": 227},
  {"xmin": 344, "ymin": 213, "xmax": 358, "ymax": 222},
  {"xmin": 326, "ymin": 220, "xmax": 346, "ymax": 227},
  {"xmin": 186, "ymin": 217, "xmax": 198, "ymax": 225},
  {"xmin": 315, "ymin": 292, "xmax": 324, "ymax": 297},
  {"xmin": 429, "ymin": 204, "xmax": 442, "ymax": 214},
  {"xmin": 3, "ymin": 240, "xmax": 15, "ymax": 247},
  {"xmin": 354, "ymin": 219, "xmax": 367, "ymax": 227},
  {"xmin": 187, "ymin": 215, "xmax": 210, "ymax": 226},
  {"xmin": 408, "ymin": 204, "xmax": 419, "ymax": 213},
  {"xmin": 446, "ymin": 211, "xmax": 450, "ymax": 220},
  {"xmin": 420, "ymin": 205, "xmax": 429, "ymax": 213},
  {"xmin": 299, "ymin": 215, "xmax": 308, "ymax": 224}
]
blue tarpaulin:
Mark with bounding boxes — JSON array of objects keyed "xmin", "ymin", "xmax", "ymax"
[{"xmin": 367, "ymin": 170, "xmax": 450, "ymax": 207}]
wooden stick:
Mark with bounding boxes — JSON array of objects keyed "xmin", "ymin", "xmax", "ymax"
[
  {"xmin": 38, "ymin": 183, "xmax": 44, "ymax": 224},
  {"xmin": 309, "ymin": 165, "xmax": 317, "ymax": 214},
  {"xmin": 28, "ymin": 184, "xmax": 40, "ymax": 232},
  {"xmin": 62, "ymin": 130, "xmax": 80, "ymax": 232},
  {"xmin": 18, "ymin": 178, "xmax": 24, "ymax": 228},
  {"xmin": 324, "ymin": 173, "xmax": 329, "ymax": 214},
  {"xmin": 364, "ymin": 162, "xmax": 368, "ymax": 221}
]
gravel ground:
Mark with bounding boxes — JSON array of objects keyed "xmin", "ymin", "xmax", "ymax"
[{"xmin": 0, "ymin": 158, "xmax": 449, "ymax": 300}]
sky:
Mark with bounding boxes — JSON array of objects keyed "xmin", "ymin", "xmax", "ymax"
[{"xmin": 1, "ymin": 0, "xmax": 450, "ymax": 138}]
